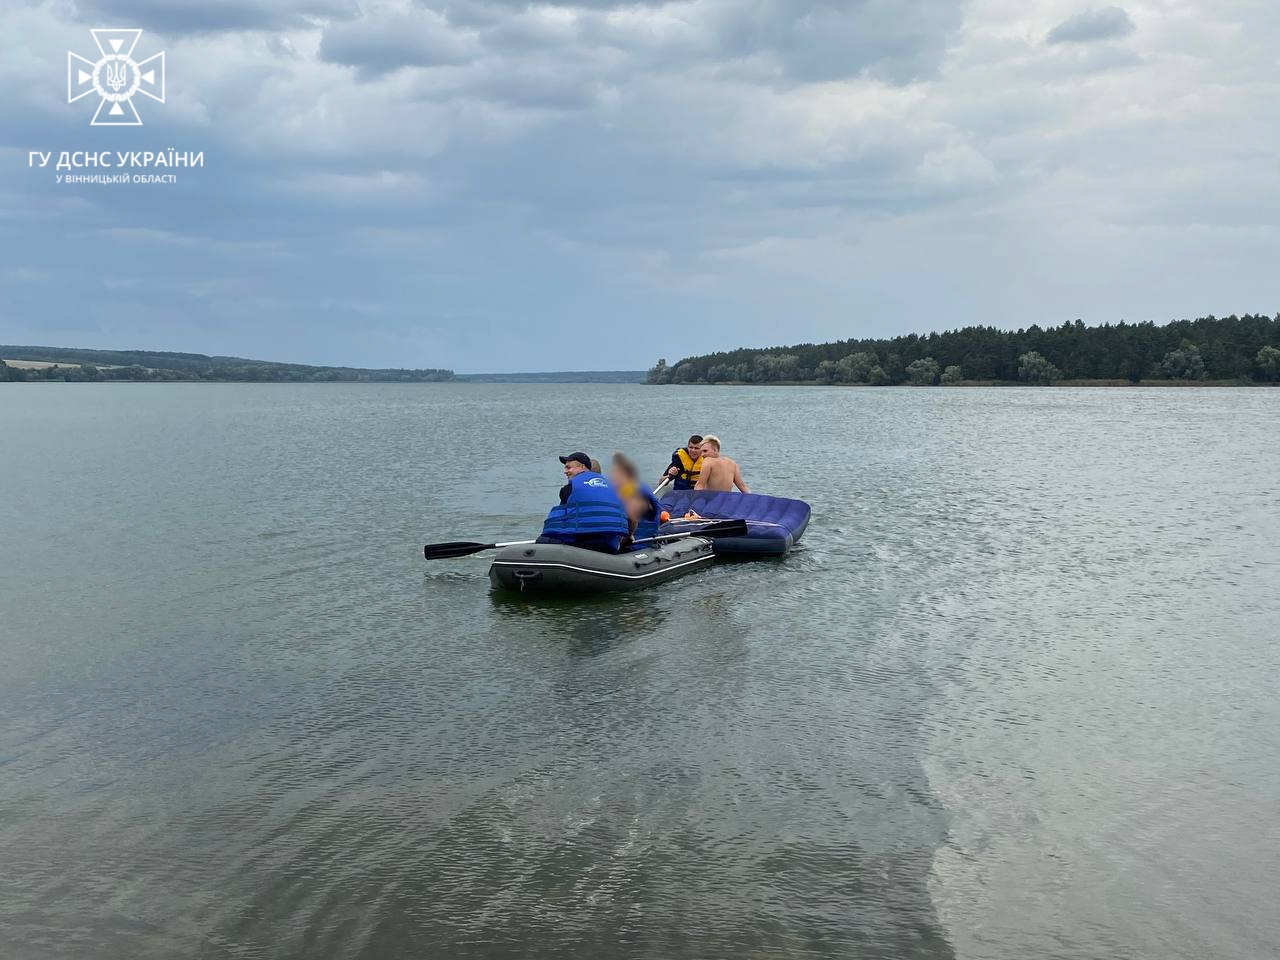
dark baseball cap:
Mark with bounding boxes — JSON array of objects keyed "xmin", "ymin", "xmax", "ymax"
[{"xmin": 558, "ymin": 452, "xmax": 592, "ymax": 469}]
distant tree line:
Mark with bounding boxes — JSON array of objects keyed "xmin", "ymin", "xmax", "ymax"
[
  {"xmin": 0, "ymin": 346, "xmax": 454, "ymax": 383},
  {"xmin": 457, "ymin": 370, "xmax": 645, "ymax": 383},
  {"xmin": 646, "ymin": 314, "xmax": 1280, "ymax": 386}
]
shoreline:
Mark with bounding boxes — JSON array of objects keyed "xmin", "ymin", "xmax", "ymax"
[
  {"xmin": 651, "ymin": 379, "xmax": 1276, "ymax": 388},
  {"xmin": 5, "ymin": 377, "xmax": 1276, "ymax": 388}
]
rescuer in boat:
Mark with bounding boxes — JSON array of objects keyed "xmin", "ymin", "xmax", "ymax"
[
  {"xmin": 537, "ymin": 452, "xmax": 632, "ymax": 554},
  {"xmin": 610, "ymin": 452, "xmax": 664, "ymax": 544},
  {"xmin": 659, "ymin": 435, "xmax": 704, "ymax": 489}
]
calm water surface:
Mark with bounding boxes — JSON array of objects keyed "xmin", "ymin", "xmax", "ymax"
[{"xmin": 1, "ymin": 383, "xmax": 1278, "ymax": 960}]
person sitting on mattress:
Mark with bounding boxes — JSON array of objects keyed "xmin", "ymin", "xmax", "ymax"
[
  {"xmin": 609, "ymin": 452, "xmax": 664, "ymax": 546},
  {"xmin": 694, "ymin": 435, "xmax": 750, "ymax": 493},
  {"xmin": 658, "ymin": 435, "xmax": 704, "ymax": 490},
  {"xmin": 537, "ymin": 452, "xmax": 631, "ymax": 553}
]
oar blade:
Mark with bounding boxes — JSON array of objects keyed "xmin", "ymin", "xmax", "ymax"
[{"xmin": 423, "ymin": 540, "xmax": 491, "ymax": 560}]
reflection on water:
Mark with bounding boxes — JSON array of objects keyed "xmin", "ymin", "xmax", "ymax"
[
  {"xmin": 1, "ymin": 383, "xmax": 1278, "ymax": 960},
  {"xmin": 491, "ymin": 596, "xmax": 673, "ymax": 659}
]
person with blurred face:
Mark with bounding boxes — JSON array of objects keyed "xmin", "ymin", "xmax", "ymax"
[
  {"xmin": 694, "ymin": 435, "xmax": 750, "ymax": 493},
  {"xmin": 610, "ymin": 451, "xmax": 663, "ymax": 545},
  {"xmin": 537, "ymin": 452, "xmax": 630, "ymax": 553},
  {"xmin": 660, "ymin": 435, "xmax": 704, "ymax": 490}
]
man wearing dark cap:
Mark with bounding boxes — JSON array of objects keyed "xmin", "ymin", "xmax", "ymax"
[{"xmin": 537, "ymin": 452, "xmax": 632, "ymax": 553}]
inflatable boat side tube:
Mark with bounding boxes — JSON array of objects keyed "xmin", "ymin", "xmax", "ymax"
[{"xmin": 489, "ymin": 537, "xmax": 714, "ymax": 593}]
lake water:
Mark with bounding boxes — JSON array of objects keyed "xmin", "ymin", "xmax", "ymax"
[{"xmin": 2, "ymin": 383, "xmax": 1278, "ymax": 960}]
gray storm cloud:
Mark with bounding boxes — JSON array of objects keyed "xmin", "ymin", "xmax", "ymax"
[
  {"xmin": 76, "ymin": 0, "xmax": 360, "ymax": 33},
  {"xmin": 1046, "ymin": 6, "xmax": 1136, "ymax": 45},
  {"xmin": 1, "ymin": 0, "xmax": 1276, "ymax": 372},
  {"xmin": 319, "ymin": 9, "xmax": 481, "ymax": 76}
]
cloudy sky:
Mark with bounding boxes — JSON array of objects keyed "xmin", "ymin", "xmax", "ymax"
[{"xmin": 2, "ymin": 0, "xmax": 1276, "ymax": 372}]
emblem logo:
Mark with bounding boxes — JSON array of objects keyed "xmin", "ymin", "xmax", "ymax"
[
  {"xmin": 68, "ymin": 29, "xmax": 165, "ymax": 126},
  {"xmin": 585, "ymin": 477, "xmax": 609, "ymax": 487}
]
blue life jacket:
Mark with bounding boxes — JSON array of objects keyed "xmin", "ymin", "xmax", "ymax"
[
  {"xmin": 633, "ymin": 483, "xmax": 663, "ymax": 543},
  {"xmin": 541, "ymin": 472, "xmax": 630, "ymax": 546}
]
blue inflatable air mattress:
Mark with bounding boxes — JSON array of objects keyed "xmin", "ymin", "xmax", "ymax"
[{"xmin": 659, "ymin": 490, "xmax": 810, "ymax": 556}]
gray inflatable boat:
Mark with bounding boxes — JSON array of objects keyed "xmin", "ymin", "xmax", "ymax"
[{"xmin": 489, "ymin": 537, "xmax": 714, "ymax": 594}]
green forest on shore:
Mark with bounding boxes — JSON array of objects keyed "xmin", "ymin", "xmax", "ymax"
[
  {"xmin": 647, "ymin": 314, "xmax": 1280, "ymax": 386},
  {"xmin": 0, "ymin": 346, "xmax": 454, "ymax": 383}
]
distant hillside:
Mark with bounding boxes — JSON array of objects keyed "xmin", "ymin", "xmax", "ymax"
[
  {"xmin": 647, "ymin": 314, "xmax": 1280, "ymax": 386},
  {"xmin": 457, "ymin": 370, "xmax": 645, "ymax": 384},
  {"xmin": 0, "ymin": 346, "xmax": 454, "ymax": 383}
]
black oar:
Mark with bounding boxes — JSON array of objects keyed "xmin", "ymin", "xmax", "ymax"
[
  {"xmin": 635, "ymin": 518, "xmax": 746, "ymax": 544},
  {"xmin": 424, "ymin": 538, "xmax": 536, "ymax": 560},
  {"xmin": 423, "ymin": 519, "xmax": 747, "ymax": 561}
]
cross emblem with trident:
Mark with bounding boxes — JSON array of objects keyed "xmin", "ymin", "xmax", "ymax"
[{"xmin": 68, "ymin": 29, "xmax": 165, "ymax": 126}]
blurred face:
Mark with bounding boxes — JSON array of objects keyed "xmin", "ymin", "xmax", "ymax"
[
  {"xmin": 687, "ymin": 442, "xmax": 702, "ymax": 460},
  {"xmin": 609, "ymin": 464, "xmax": 628, "ymax": 488},
  {"xmin": 701, "ymin": 443, "xmax": 719, "ymax": 458},
  {"xmin": 563, "ymin": 459, "xmax": 587, "ymax": 480}
]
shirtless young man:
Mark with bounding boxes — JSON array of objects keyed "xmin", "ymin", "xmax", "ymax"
[{"xmin": 694, "ymin": 435, "xmax": 750, "ymax": 493}]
